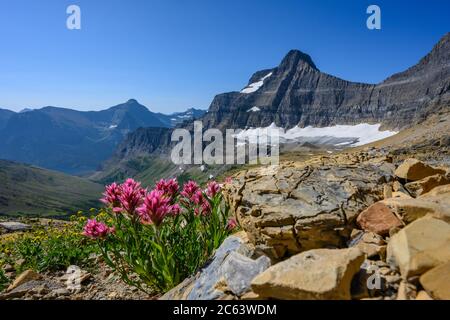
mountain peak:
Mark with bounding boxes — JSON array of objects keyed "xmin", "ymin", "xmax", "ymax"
[
  {"xmin": 280, "ymin": 49, "xmax": 318, "ymax": 70},
  {"xmin": 126, "ymin": 99, "xmax": 139, "ymax": 104}
]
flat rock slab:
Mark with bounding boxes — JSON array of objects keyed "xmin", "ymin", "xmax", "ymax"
[
  {"xmin": 394, "ymin": 158, "xmax": 446, "ymax": 181},
  {"xmin": 404, "ymin": 174, "xmax": 450, "ymax": 197},
  {"xmin": 0, "ymin": 279, "xmax": 64, "ymax": 300},
  {"xmin": 251, "ymin": 247, "xmax": 365, "ymax": 300},
  {"xmin": 223, "ymin": 152, "xmax": 394, "ymax": 259},
  {"xmin": 0, "ymin": 221, "xmax": 31, "ymax": 232}
]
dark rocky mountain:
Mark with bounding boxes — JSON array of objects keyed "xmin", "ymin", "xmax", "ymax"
[
  {"xmin": 0, "ymin": 99, "xmax": 170, "ymax": 174},
  {"xmin": 104, "ymin": 33, "xmax": 450, "ymax": 166},
  {"xmin": 201, "ymin": 32, "xmax": 450, "ymax": 131}
]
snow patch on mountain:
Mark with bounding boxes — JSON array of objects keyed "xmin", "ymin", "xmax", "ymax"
[
  {"xmin": 241, "ymin": 72, "xmax": 273, "ymax": 94},
  {"xmin": 247, "ymin": 106, "xmax": 261, "ymax": 112}
]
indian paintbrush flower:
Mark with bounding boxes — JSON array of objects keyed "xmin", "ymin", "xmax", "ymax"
[
  {"xmin": 227, "ymin": 217, "xmax": 238, "ymax": 230},
  {"xmin": 100, "ymin": 182, "xmax": 122, "ymax": 212},
  {"xmin": 119, "ymin": 178, "xmax": 145, "ymax": 215},
  {"xmin": 83, "ymin": 219, "xmax": 115, "ymax": 239},
  {"xmin": 206, "ymin": 181, "xmax": 221, "ymax": 198},
  {"xmin": 155, "ymin": 178, "xmax": 179, "ymax": 198},
  {"xmin": 180, "ymin": 180, "xmax": 200, "ymax": 200},
  {"xmin": 137, "ymin": 190, "xmax": 176, "ymax": 226}
]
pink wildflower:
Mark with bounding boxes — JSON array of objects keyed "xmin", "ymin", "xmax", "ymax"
[
  {"xmin": 206, "ymin": 181, "xmax": 221, "ymax": 198},
  {"xmin": 181, "ymin": 180, "xmax": 200, "ymax": 199},
  {"xmin": 191, "ymin": 191, "xmax": 211, "ymax": 216},
  {"xmin": 170, "ymin": 203, "xmax": 181, "ymax": 216},
  {"xmin": 100, "ymin": 182, "xmax": 122, "ymax": 212},
  {"xmin": 155, "ymin": 178, "xmax": 179, "ymax": 197},
  {"xmin": 137, "ymin": 190, "xmax": 174, "ymax": 226},
  {"xmin": 224, "ymin": 176, "xmax": 233, "ymax": 184},
  {"xmin": 227, "ymin": 218, "xmax": 238, "ymax": 230},
  {"xmin": 119, "ymin": 178, "xmax": 144, "ymax": 214},
  {"xmin": 200, "ymin": 199, "xmax": 211, "ymax": 216},
  {"xmin": 191, "ymin": 190, "xmax": 204, "ymax": 205},
  {"xmin": 83, "ymin": 219, "xmax": 114, "ymax": 239}
]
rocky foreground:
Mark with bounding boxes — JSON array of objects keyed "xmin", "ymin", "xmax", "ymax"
[
  {"xmin": 1, "ymin": 149, "xmax": 449, "ymax": 300},
  {"xmin": 162, "ymin": 150, "xmax": 450, "ymax": 300}
]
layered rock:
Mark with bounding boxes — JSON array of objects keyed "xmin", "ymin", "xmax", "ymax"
[
  {"xmin": 223, "ymin": 152, "xmax": 394, "ymax": 259},
  {"xmin": 404, "ymin": 173, "xmax": 450, "ymax": 197},
  {"xmin": 394, "ymin": 158, "xmax": 446, "ymax": 181},
  {"xmin": 380, "ymin": 194, "xmax": 450, "ymax": 224}
]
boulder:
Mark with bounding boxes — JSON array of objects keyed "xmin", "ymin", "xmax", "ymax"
[
  {"xmin": 381, "ymin": 194, "xmax": 450, "ymax": 224},
  {"xmin": 404, "ymin": 174, "xmax": 450, "ymax": 197},
  {"xmin": 223, "ymin": 153, "xmax": 394, "ymax": 259},
  {"xmin": 219, "ymin": 252, "xmax": 271, "ymax": 296},
  {"xmin": 7, "ymin": 269, "xmax": 41, "ymax": 292},
  {"xmin": 386, "ymin": 217, "xmax": 450, "ymax": 278},
  {"xmin": 419, "ymin": 262, "xmax": 450, "ymax": 300},
  {"xmin": 420, "ymin": 184, "xmax": 450, "ymax": 197},
  {"xmin": 160, "ymin": 234, "xmax": 270, "ymax": 300},
  {"xmin": 356, "ymin": 202, "xmax": 403, "ymax": 236},
  {"xmin": 251, "ymin": 248, "xmax": 365, "ymax": 300},
  {"xmin": 394, "ymin": 158, "xmax": 446, "ymax": 181}
]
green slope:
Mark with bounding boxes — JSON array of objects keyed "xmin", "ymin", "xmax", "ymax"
[
  {"xmin": 0, "ymin": 160, "xmax": 104, "ymax": 218},
  {"xmin": 93, "ymin": 155, "xmax": 233, "ymax": 188}
]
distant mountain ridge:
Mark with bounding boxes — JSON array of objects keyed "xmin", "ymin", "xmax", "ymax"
[
  {"xmin": 0, "ymin": 99, "xmax": 201, "ymax": 175},
  {"xmin": 156, "ymin": 108, "xmax": 206, "ymax": 127},
  {"xmin": 107, "ymin": 33, "xmax": 450, "ymax": 163},
  {"xmin": 200, "ymin": 32, "xmax": 450, "ymax": 131}
]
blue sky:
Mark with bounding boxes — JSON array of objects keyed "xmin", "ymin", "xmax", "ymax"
[{"xmin": 0, "ymin": 0, "xmax": 449, "ymax": 113}]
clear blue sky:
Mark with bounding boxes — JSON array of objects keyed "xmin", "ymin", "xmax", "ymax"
[{"xmin": 0, "ymin": 0, "xmax": 449, "ymax": 113}]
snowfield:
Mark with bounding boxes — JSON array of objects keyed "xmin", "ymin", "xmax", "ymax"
[
  {"xmin": 234, "ymin": 123, "xmax": 398, "ymax": 147},
  {"xmin": 240, "ymin": 72, "xmax": 273, "ymax": 94}
]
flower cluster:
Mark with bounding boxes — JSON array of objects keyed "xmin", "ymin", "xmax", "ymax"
[
  {"xmin": 155, "ymin": 178, "xmax": 179, "ymax": 198},
  {"xmin": 138, "ymin": 190, "xmax": 180, "ymax": 226},
  {"xmin": 82, "ymin": 219, "xmax": 115, "ymax": 239},
  {"xmin": 83, "ymin": 176, "xmax": 238, "ymax": 293},
  {"xmin": 95, "ymin": 178, "xmax": 229, "ymax": 227}
]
